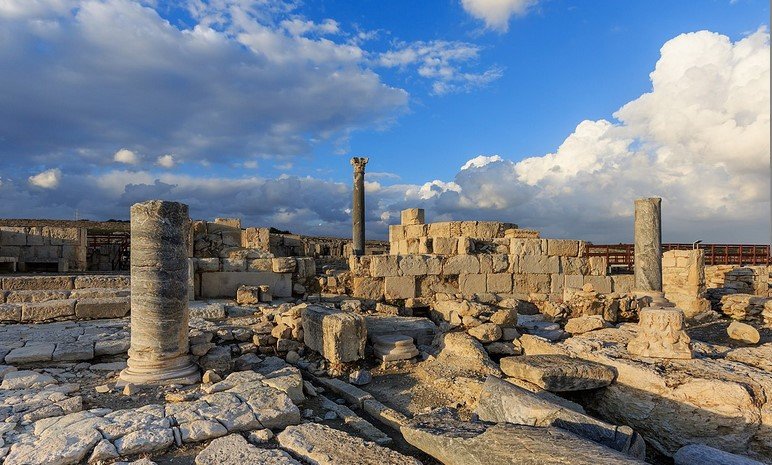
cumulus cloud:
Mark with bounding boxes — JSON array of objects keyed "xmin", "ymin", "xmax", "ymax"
[
  {"xmin": 379, "ymin": 41, "xmax": 503, "ymax": 95},
  {"xmin": 156, "ymin": 154, "xmax": 175, "ymax": 168},
  {"xmin": 0, "ymin": 0, "xmax": 407, "ymax": 168},
  {"xmin": 114, "ymin": 149, "xmax": 139, "ymax": 165},
  {"xmin": 460, "ymin": 0, "xmax": 539, "ymax": 32},
  {"xmin": 28, "ymin": 168, "xmax": 61, "ymax": 189},
  {"xmin": 397, "ymin": 29, "xmax": 771, "ymax": 242}
]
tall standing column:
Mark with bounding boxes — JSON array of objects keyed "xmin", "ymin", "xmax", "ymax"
[
  {"xmin": 634, "ymin": 197, "xmax": 663, "ymax": 296},
  {"xmin": 351, "ymin": 157, "xmax": 368, "ymax": 256},
  {"xmin": 120, "ymin": 200, "xmax": 199, "ymax": 385}
]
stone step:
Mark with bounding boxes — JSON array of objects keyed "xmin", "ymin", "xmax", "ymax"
[{"xmin": 0, "ymin": 275, "xmax": 129, "ymax": 291}]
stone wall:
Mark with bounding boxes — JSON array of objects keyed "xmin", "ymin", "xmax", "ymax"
[
  {"xmin": 705, "ymin": 265, "xmax": 770, "ymax": 296},
  {"xmin": 193, "ymin": 256, "xmax": 317, "ymax": 299},
  {"xmin": 662, "ymin": 250, "xmax": 711, "ymax": 317},
  {"xmin": 0, "ymin": 275, "xmax": 130, "ymax": 323},
  {"xmin": 0, "ymin": 226, "xmax": 87, "ymax": 272}
]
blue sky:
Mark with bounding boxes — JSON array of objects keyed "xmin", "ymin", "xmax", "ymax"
[{"xmin": 0, "ymin": 0, "xmax": 769, "ymax": 242}]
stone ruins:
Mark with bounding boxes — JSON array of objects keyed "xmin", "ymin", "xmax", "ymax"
[{"xmin": 0, "ymin": 159, "xmax": 769, "ymax": 465}]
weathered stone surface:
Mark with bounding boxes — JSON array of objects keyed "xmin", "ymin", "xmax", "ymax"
[
  {"xmin": 0, "ymin": 370, "xmax": 56, "ymax": 389},
  {"xmin": 384, "ymin": 276, "xmax": 416, "ymax": 300},
  {"xmin": 565, "ymin": 315, "xmax": 610, "ymax": 334},
  {"xmin": 627, "ymin": 307, "xmax": 692, "ymax": 359},
  {"xmin": 372, "ymin": 334, "xmax": 419, "ymax": 361},
  {"xmin": 4, "ymin": 343, "xmax": 55, "ymax": 364},
  {"xmin": 189, "ymin": 301, "xmax": 227, "ymax": 320},
  {"xmin": 364, "ymin": 315, "xmax": 437, "ymax": 346},
  {"xmin": 236, "ymin": 285, "xmax": 261, "ymax": 305},
  {"xmin": 6, "ymin": 290, "xmax": 71, "ymax": 303},
  {"xmin": 114, "ymin": 427, "xmax": 174, "ymax": 456},
  {"xmin": 673, "ymin": 444, "xmax": 765, "ymax": 465},
  {"xmin": 0, "ymin": 303, "xmax": 21, "ymax": 321},
  {"xmin": 195, "ymin": 434, "xmax": 300, "ymax": 465},
  {"xmin": 500, "ymin": 354, "xmax": 615, "ymax": 391},
  {"xmin": 302, "ymin": 305, "xmax": 366, "ymax": 364},
  {"xmin": 476, "ymin": 377, "xmax": 645, "ymax": 459},
  {"xmin": 468, "ymin": 323, "xmax": 502, "ymax": 343},
  {"xmin": 74, "ymin": 275, "xmax": 130, "ymax": 289},
  {"xmin": 401, "ymin": 408, "xmax": 643, "ymax": 465},
  {"xmin": 727, "ymin": 321, "xmax": 761, "ymax": 344},
  {"xmin": 278, "ymin": 422, "xmax": 421, "ymax": 465},
  {"xmin": 52, "ymin": 341, "xmax": 95, "ymax": 361},
  {"xmin": 21, "ymin": 299, "xmax": 76, "ymax": 321},
  {"xmin": 75, "ymin": 297, "xmax": 130, "ymax": 319},
  {"xmin": 4, "ymin": 426, "xmax": 101, "ymax": 465},
  {"xmin": 2, "ymin": 275, "xmax": 74, "ymax": 291}
]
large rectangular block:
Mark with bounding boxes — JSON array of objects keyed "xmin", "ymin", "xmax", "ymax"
[
  {"xmin": 546, "ymin": 240, "xmax": 580, "ymax": 257},
  {"xmin": 510, "ymin": 238, "xmax": 545, "ymax": 256},
  {"xmin": 427, "ymin": 222, "xmax": 451, "ymax": 238},
  {"xmin": 561, "ymin": 257, "xmax": 588, "ymax": 275},
  {"xmin": 21, "ymin": 299, "xmax": 76, "ymax": 321},
  {"xmin": 588, "ymin": 257, "xmax": 608, "ymax": 276},
  {"xmin": 0, "ymin": 303, "xmax": 21, "ymax": 322},
  {"xmin": 459, "ymin": 273, "xmax": 486, "ymax": 295},
  {"xmin": 200, "ymin": 272, "xmax": 292, "ymax": 298},
  {"xmin": 302, "ymin": 305, "xmax": 366, "ymax": 364},
  {"xmin": 399, "ymin": 255, "xmax": 429, "ymax": 276},
  {"xmin": 514, "ymin": 274, "xmax": 550, "ymax": 294},
  {"xmin": 404, "ymin": 224, "xmax": 427, "ymax": 239},
  {"xmin": 388, "ymin": 225, "xmax": 405, "ymax": 243},
  {"xmin": 401, "ymin": 208, "xmax": 425, "ymax": 225},
  {"xmin": 460, "ymin": 221, "xmax": 478, "ymax": 237},
  {"xmin": 74, "ymin": 275, "xmax": 130, "ymax": 289},
  {"xmin": 75, "ymin": 297, "xmax": 131, "ymax": 319},
  {"xmin": 384, "ymin": 276, "xmax": 416, "ymax": 300},
  {"xmin": 2, "ymin": 275, "xmax": 74, "ymax": 291},
  {"xmin": 352, "ymin": 277, "xmax": 384, "ymax": 300},
  {"xmin": 0, "ymin": 227, "xmax": 27, "ymax": 246},
  {"xmin": 487, "ymin": 273, "xmax": 513, "ymax": 293},
  {"xmin": 583, "ymin": 276, "xmax": 613, "ymax": 293},
  {"xmin": 370, "ymin": 255, "xmax": 399, "ymax": 277},
  {"xmin": 443, "ymin": 255, "xmax": 479, "ymax": 275},
  {"xmin": 519, "ymin": 255, "xmax": 560, "ymax": 274}
]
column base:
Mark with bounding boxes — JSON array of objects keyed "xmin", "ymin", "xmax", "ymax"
[{"xmin": 119, "ymin": 356, "xmax": 200, "ymax": 386}]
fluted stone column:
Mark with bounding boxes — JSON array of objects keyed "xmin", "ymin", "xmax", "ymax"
[
  {"xmin": 634, "ymin": 197, "xmax": 663, "ymax": 296},
  {"xmin": 120, "ymin": 200, "xmax": 199, "ymax": 385},
  {"xmin": 351, "ymin": 157, "xmax": 368, "ymax": 256}
]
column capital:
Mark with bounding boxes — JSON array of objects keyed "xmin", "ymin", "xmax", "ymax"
[{"xmin": 350, "ymin": 157, "xmax": 369, "ymax": 173}]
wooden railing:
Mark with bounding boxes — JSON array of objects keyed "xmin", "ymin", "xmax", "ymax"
[{"xmin": 586, "ymin": 243, "xmax": 771, "ymax": 272}]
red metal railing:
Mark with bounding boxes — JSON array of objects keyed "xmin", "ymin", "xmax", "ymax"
[
  {"xmin": 586, "ymin": 243, "xmax": 771, "ymax": 272},
  {"xmin": 87, "ymin": 232, "xmax": 130, "ymax": 270}
]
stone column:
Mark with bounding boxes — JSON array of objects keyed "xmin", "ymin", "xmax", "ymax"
[
  {"xmin": 120, "ymin": 200, "xmax": 199, "ymax": 385},
  {"xmin": 634, "ymin": 197, "xmax": 663, "ymax": 296},
  {"xmin": 351, "ymin": 157, "xmax": 368, "ymax": 256}
]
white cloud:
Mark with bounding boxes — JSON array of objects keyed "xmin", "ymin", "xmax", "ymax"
[
  {"xmin": 460, "ymin": 0, "xmax": 539, "ymax": 32},
  {"xmin": 156, "ymin": 154, "xmax": 175, "ymax": 168},
  {"xmin": 114, "ymin": 149, "xmax": 139, "ymax": 165},
  {"xmin": 379, "ymin": 41, "xmax": 503, "ymax": 95},
  {"xmin": 28, "ymin": 168, "xmax": 61, "ymax": 189},
  {"xmin": 406, "ymin": 29, "xmax": 771, "ymax": 242},
  {"xmin": 461, "ymin": 154, "xmax": 503, "ymax": 170}
]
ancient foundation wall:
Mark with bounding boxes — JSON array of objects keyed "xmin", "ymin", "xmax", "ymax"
[
  {"xmin": 705, "ymin": 264, "xmax": 770, "ymax": 296},
  {"xmin": 0, "ymin": 226, "xmax": 87, "ymax": 271},
  {"xmin": 662, "ymin": 250, "xmax": 711, "ymax": 317},
  {"xmin": 193, "ymin": 256, "xmax": 316, "ymax": 299}
]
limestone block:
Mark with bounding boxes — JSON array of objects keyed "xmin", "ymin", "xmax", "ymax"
[
  {"xmin": 222, "ymin": 258, "xmax": 246, "ymax": 272},
  {"xmin": 236, "ymin": 285, "xmax": 261, "ymax": 305},
  {"xmin": 6, "ymin": 289, "xmax": 70, "ymax": 303},
  {"xmin": 427, "ymin": 222, "xmax": 451, "ymax": 238},
  {"xmin": 588, "ymin": 257, "xmax": 608, "ymax": 275},
  {"xmin": 490, "ymin": 254, "xmax": 509, "ymax": 273},
  {"xmin": 565, "ymin": 315, "xmax": 610, "ymax": 334},
  {"xmin": 425, "ymin": 255, "xmax": 442, "ymax": 275},
  {"xmin": 476, "ymin": 222, "xmax": 507, "ymax": 239},
  {"xmin": 0, "ymin": 227, "xmax": 28, "ymax": 246},
  {"xmin": 370, "ymin": 255, "xmax": 399, "ymax": 277},
  {"xmin": 561, "ymin": 257, "xmax": 589, "ymax": 275},
  {"xmin": 352, "ymin": 277, "xmax": 384, "ymax": 301},
  {"xmin": 404, "ymin": 224, "xmax": 427, "ymax": 239},
  {"xmin": 2, "ymin": 275, "xmax": 74, "ymax": 291},
  {"xmin": 384, "ymin": 276, "xmax": 416, "ymax": 300},
  {"xmin": 195, "ymin": 433, "xmax": 300, "ymax": 465},
  {"xmin": 399, "ymin": 255, "xmax": 428, "ymax": 276},
  {"xmin": 443, "ymin": 255, "xmax": 479, "ymax": 275},
  {"xmin": 75, "ymin": 297, "xmax": 130, "ymax": 319},
  {"xmin": 196, "ymin": 257, "xmax": 221, "ymax": 272},
  {"xmin": 487, "ymin": 273, "xmax": 513, "ymax": 294},
  {"xmin": 21, "ymin": 299, "xmax": 76, "ymax": 321},
  {"xmin": 550, "ymin": 274, "xmax": 565, "ymax": 295},
  {"xmin": 365, "ymin": 315, "xmax": 437, "ymax": 346},
  {"xmin": 501, "ymin": 354, "xmax": 615, "ymax": 391},
  {"xmin": 611, "ymin": 275, "xmax": 635, "ymax": 293},
  {"xmin": 519, "ymin": 255, "xmax": 560, "ymax": 274},
  {"xmin": 401, "ymin": 208, "xmax": 425, "ymax": 225},
  {"xmin": 200, "ymin": 272, "xmax": 291, "ymax": 298},
  {"xmin": 247, "ymin": 258, "xmax": 272, "ymax": 272},
  {"xmin": 510, "ymin": 238, "xmax": 544, "ymax": 256},
  {"xmin": 583, "ymin": 276, "xmax": 612, "ymax": 293},
  {"xmin": 0, "ymin": 303, "xmax": 21, "ymax": 321},
  {"xmin": 406, "ymin": 239, "xmax": 420, "ymax": 254},
  {"xmin": 459, "ymin": 274, "xmax": 486, "ymax": 295},
  {"xmin": 457, "ymin": 237, "xmax": 474, "ymax": 254},
  {"xmin": 74, "ymin": 275, "xmax": 130, "ymax": 289},
  {"xmin": 673, "ymin": 444, "xmax": 765, "ymax": 465},
  {"xmin": 727, "ymin": 321, "xmax": 760, "ymax": 344},
  {"xmin": 272, "ymin": 257, "xmax": 296, "ymax": 273},
  {"xmin": 4, "ymin": 342, "xmax": 55, "ymax": 363},
  {"xmin": 302, "ymin": 305, "xmax": 366, "ymax": 364},
  {"xmin": 546, "ymin": 239, "xmax": 580, "ymax": 257},
  {"xmin": 389, "ymin": 225, "xmax": 406, "ymax": 242},
  {"xmin": 418, "ymin": 237, "xmax": 432, "ymax": 254},
  {"xmin": 514, "ymin": 274, "xmax": 550, "ymax": 294},
  {"xmin": 432, "ymin": 237, "xmax": 456, "ymax": 255},
  {"xmin": 295, "ymin": 257, "xmax": 316, "ymax": 278}
]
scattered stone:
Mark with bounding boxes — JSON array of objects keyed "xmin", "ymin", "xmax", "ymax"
[
  {"xmin": 302, "ymin": 305, "xmax": 366, "ymax": 364},
  {"xmin": 4, "ymin": 427, "xmax": 102, "ymax": 465},
  {"xmin": 4, "ymin": 343, "xmax": 55, "ymax": 364},
  {"xmin": 202, "ymin": 370, "xmax": 221, "ymax": 384},
  {"xmin": 401, "ymin": 408, "xmax": 641, "ymax": 465},
  {"xmin": 673, "ymin": 444, "xmax": 765, "ymax": 465},
  {"xmin": 278, "ymin": 422, "xmax": 421, "ymax": 465},
  {"xmin": 88, "ymin": 439, "xmax": 119, "ymax": 463},
  {"xmin": 0, "ymin": 370, "xmax": 56, "ymax": 389},
  {"xmin": 195, "ymin": 434, "xmax": 300, "ymax": 465},
  {"xmin": 727, "ymin": 321, "xmax": 760, "ymax": 344},
  {"xmin": 123, "ymin": 383, "xmax": 139, "ymax": 396},
  {"xmin": 468, "ymin": 323, "xmax": 502, "ymax": 343},
  {"xmin": 565, "ymin": 315, "xmax": 610, "ymax": 334},
  {"xmin": 95, "ymin": 384, "xmax": 111, "ymax": 393},
  {"xmin": 485, "ymin": 341, "xmax": 522, "ymax": 356},
  {"xmin": 500, "ymin": 354, "xmax": 615, "ymax": 392},
  {"xmin": 247, "ymin": 429, "xmax": 274, "ymax": 445},
  {"xmin": 236, "ymin": 285, "xmax": 261, "ymax": 305},
  {"xmin": 348, "ymin": 369, "xmax": 372, "ymax": 386},
  {"xmin": 113, "ymin": 427, "xmax": 174, "ymax": 456}
]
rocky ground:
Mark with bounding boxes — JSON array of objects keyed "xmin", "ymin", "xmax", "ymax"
[{"xmin": 0, "ymin": 293, "xmax": 769, "ymax": 465}]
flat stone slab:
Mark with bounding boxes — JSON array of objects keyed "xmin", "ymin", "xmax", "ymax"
[
  {"xmin": 401, "ymin": 408, "xmax": 643, "ymax": 465},
  {"xmin": 673, "ymin": 444, "xmax": 765, "ymax": 465},
  {"xmin": 500, "ymin": 354, "xmax": 615, "ymax": 391},
  {"xmin": 0, "ymin": 370, "xmax": 56, "ymax": 389},
  {"xmin": 4, "ymin": 342, "xmax": 56, "ymax": 364},
  {"xmin": 278, "ymin": 422, "xmax": 422, "ymax": 465},
  {"xmin": 365, "ymin": 315, "xmax": 437, "ymax": 346},
  {"xmin": 195, "ymin": 434, "xmax": 300, "ymax": 465}
]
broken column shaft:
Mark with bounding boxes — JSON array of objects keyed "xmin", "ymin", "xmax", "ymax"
[
  {"xmin": 634, "ymin": 197, "xmax": 663, "ymax": 295},
  {"xmin": 120, "ymin": 200, "xmax": 199, "ymax": 385},
  {"xmin": 351, "ymin": 157, "xmax": 368, "ymax": 256}
]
